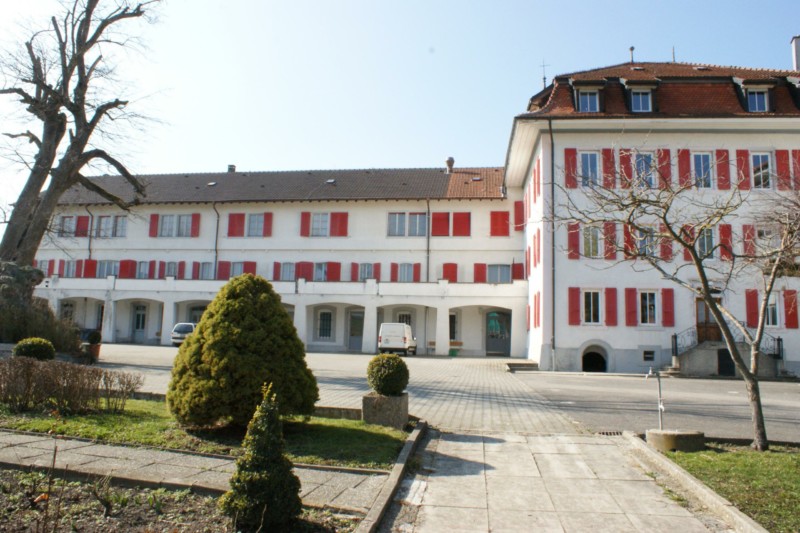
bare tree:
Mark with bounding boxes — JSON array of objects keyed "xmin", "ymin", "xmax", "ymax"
[
  {"xmin": 0, "ymin": 0, "xmax": 159, "ymax": 266},
  {"xmin": 556, "ymin": 150, "xmax": 800, "ymax": 451}
]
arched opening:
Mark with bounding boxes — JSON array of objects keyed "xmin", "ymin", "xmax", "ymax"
[{"xmin": 582, "ymin": 351, "xmax": 607, "ymax": 372}]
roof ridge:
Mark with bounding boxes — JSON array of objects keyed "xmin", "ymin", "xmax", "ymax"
[
  {"xmin": 555, "ymin": 60, "xmax": 800, "ymax": 79},
  {"xmin": 86, "ymin": 166, "xmax": 503, "ymax": 179}
]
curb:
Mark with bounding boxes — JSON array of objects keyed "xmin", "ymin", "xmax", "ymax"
[
  {"xmin": 622, "ymin": 431, "xmax": 768, "ymax": 533},
  {"xmin": 355, "ymin": 420, "xmax": 428, "ymax": 533}
]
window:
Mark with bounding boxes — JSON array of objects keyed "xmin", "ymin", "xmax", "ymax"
[
  {"xmin": 634, "ymin": 152, "xmax": 654, "ymax": 187},
  {"xmin": 580, "ymin": 152, "xmax": 599, "ymax": 187},
  {"xmin": 637, "ymin": 227, "xmax": 656, "ymax": 257},
  {"xmin": 747, "ymin": 90, "xmax": 768, "ymax": 112},
  {"xmin": 693, "ymin": 153, "xmax": 713, "ymax": 188},
  {"xmin": 583, "ymin": 290, "xmax": 601, "ymax": 324},
  {"xmin": 317, "ymin": 311, "xmax": 333, "ymax": 339},
  {"xmin": 136, "ymin": 261, "xmax": 149, "ymax": 279},
  {"xmin": 698, "ymin": 228, "xmax": 714, "ymax": 258},
  {"xmin": 199, "ymin": 262, "xmax": 214, "ymax": 280},
  {"xmin": 487, "ymin": 264, "xmax": 512, "ymax": 283},
  {"xmin": 449, "ymin": 314, "xmax": 457, "ymax": 341},
  {"xmin": 643, "ymin": 350, "xmax": 655, "ymax": 361},
  {"xmin": 62, "ymin": 260, "xmax": 78, "ymax": 278},
  {"xmin": 765, "ymin": 295, "xmax": 778, "ymax": 327},
  {"xmin": 35, "ymin": 260, "xmax": 50, "ymax": 277},
  {"xmin": 388, "ymin": 213, "xmax": 406, "ymax": 236},
  {"xmin": 159, "ymin": 214, "xmax": 192, "ymax": 237},
  {"xmin": 640, "ymin": 291, "xmax": 657, "ymax": 325},
  {"xmin": 577, "ymin": 90, "xmax": 599, "ymax": 112},
  {"xmin": 280, "ymin": 262, "xmax": 295, "ymax": 281},
  {"xmin": 58, "ymin": 216, "xmax": 76, "ymax": 237},
  {"xmin": 358, "ymin": 263, "xmax": 373, "ymax": 281},
  {"xmin": 165, "ymin": 261, "xmax": 178, "ymax": 277},
  {"xmin": 583, "ymin": 226, "xmax": 601, "ymax": 258},
  {"xmin": 95, "ymin": 215, "xmax": 126, "ymax": 238},
  {"xmin": 313, "ymin": 262, "xmax": 328, "ymax": 282},
  {"xmin": 231, "ymin": 262, "xmax": 244, "ymax": 277},
  {"xmin": 408, "ymin": 213, "xmax": 427, "ymax": 236},
  {"xmin": 398, "ymin": 263, "xmax": 414, "ymax": 283},
  {"xmin": 114, "ymin": 216, "xmax": 127, "ymax": 237},
  {"xmin": 159, "ymin": 215, "xmax": 175, "ymax": 237},
  {"xmin": 757, "ymin": 228, "xmax": 778, "ymax": 249},
  {"xmin": 751, "ymin": 153, "xmax": 771, "ymax": 189},
  {"xmin": 397, "ymin": 312, "xmax": 412, "ymax": 326},
  {"xmin": 247, "ymin": 214, "xmax": 263, "ymax": 237},
  {"xmin": 311, "ymin": 213, "xmax": 329, "ymax": 237},
  {"xmin": 61, "ymin": 302, "xmax": 75, "ymax": 321},
  {"xmin": 176, "ymin": 214, "xmax": 192, "ymax": 237},
  {"xmin": 97, "ymin": 260, "xmax": 119, "ymax": 278},
  {"xmin": 631, "ymin": 90, "xmax": 652, "ymax": 112}
]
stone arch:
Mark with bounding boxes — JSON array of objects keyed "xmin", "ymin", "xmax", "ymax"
[{"xmin": 582, "ymin": 345, "xmax": 607, "ymax": 372}]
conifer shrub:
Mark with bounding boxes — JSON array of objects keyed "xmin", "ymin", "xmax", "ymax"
[
  {"xmin": 167, "ymin": 274, "xmax": 318, "ymax": 427},
  {"xmin": 367, "ymin": 353, "xmax": 409, "ymax": 396},
  {"xmin": 12, "ymin": 337, "xmax": 56, "ymax": 361},
  {"xmin": 219, "ymin": 384, "xmax": 302, "ymax": 531}
]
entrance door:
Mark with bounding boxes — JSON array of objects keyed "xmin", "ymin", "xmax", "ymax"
[
  {"xmin": 189, "ymin": 306, "xmax": 206, "ymax": 324},
  {"xmin": 486, "ymin": 311, "xmax": 511, "ymax": 356},
  {"xmin": 717, "ymin": 349, "xmax": 736, "ymax": 376},
  {"xmin": 696, "ymin": 298, "xmax": 722, "ymax": 343},
  {"xmin": 348, "ymin": 311, "xmax": 364, "ymax": 351},
  {"xmin": 133, "ymin": 304, "xmax": 147, "ymax": 343}
]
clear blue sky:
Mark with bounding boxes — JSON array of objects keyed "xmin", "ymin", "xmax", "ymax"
[{"xmin": 1, "ymin": 0, "xmax": 798, "ymax": 212}]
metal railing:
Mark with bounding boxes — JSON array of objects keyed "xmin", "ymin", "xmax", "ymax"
[
  {"xmin": 671, "ymin": 326, "xmax": 698, "ymax": 356},
  {"xmin": 671, "ymin": 323, "xmax": 782, "ymax": 358}
]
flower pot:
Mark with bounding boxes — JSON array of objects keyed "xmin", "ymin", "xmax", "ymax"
[{"xmin": 87, "ymin": 343, "xmax": 101, "ymax": 363}]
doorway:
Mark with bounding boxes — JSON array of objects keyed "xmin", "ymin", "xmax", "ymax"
[
  {"xmin": 486, "ymin": 311, "xmax": 511, "ymax": 356},
  {"xmin": 348, "ymin": 310, "xmax": 364, "ymax": 351},
  {"xmin": 582, "ymin": 351, "xmax": 607, "ymax": 372},
  {"xmin": 132, "ymin": 304, "xmax": 147, "ymax": 343},
  {"xmin": 717, "ymin": 349, "xmax": 736, "ymax": 376},
  {"xmin": 696, "ymin": 298, "xmax": 722, "ymax": 342}
]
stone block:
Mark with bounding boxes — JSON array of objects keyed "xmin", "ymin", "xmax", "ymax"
[
  {"xmin": 362, "ymin": 392, "xmax": 408, "ymax": 430},
  {"xmin": 646, "ymin": 429, "xmax": 705, "ymax": 453}
]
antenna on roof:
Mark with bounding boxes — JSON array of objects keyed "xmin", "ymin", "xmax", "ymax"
[
  {"xmin": 629, "ymin": 46, "xmax": 635, "ymax": 63},
  {"xmin": 672, "ymin": 46, "xmax": 676, "ymax": 62},
  {"xmin": 540, "ymin": 58, "xmax": 550, "ymax": 88}
]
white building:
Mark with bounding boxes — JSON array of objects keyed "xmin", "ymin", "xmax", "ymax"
[{"xmin": 34, "ymin": 60, "xmax": 800, "ymax": 376}]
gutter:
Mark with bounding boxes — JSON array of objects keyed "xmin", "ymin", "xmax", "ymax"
[
  {"xmin": 548, "ymin": 118, "xmax": 556, "ymax": 371},
  {"xmin": 425, "ymin": 198, "xmax": 431, "ymax": 282},
  {"xmin": 85, "ymin": 206, "xmax": 94, "ymax": 260}
]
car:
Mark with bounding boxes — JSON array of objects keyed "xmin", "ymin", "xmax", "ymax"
[
  {"xmin": 170, "ymin": 322, "xmax": 197, "ymax": 346},
  {"xmin": 378, "ymin": 322, "xmax": 417, "ymax": 355}
]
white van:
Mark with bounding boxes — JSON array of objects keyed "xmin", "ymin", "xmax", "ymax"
[{"xmin": 378, "ymin": 323, "xmax": 417, "ymax": 356}]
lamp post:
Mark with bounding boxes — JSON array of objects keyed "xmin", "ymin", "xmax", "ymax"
[{"xmin": 645, "ymin": 367, "xmax": 664, "ymax": 430}]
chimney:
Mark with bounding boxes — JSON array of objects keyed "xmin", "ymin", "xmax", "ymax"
[
  {"xmin": 445, "ymin": 156, "xmax": 455, "ymax": 174},
  {"xmin": 793, "ymin": 36, "xmax": 800, "ymax": 71},
  {"xmin": 227, "ymin": 164, "xmax": 236, "ymax": 173}
]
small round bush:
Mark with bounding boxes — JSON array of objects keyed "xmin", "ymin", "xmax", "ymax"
[
  {"xmin": 12, "ymin": 337, "xmax": 56, "ymax": 360},
  {"xmin": 87, "ymin": 330, "xmax": 102, "ymax": 344},
  {"xmin": 367, "ymin": 354, "xmax": 409, "ymax": 396}
]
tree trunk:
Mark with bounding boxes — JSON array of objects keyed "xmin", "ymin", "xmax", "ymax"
[{"xmin": 743, "ymin": 372, "xmax": 769, "ymax": 451}]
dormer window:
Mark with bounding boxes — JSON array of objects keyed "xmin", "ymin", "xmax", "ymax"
[
  {"xmin": 577, "ymin": 91, "xmax": 599, "ymax": 112},
  {"xmin": 631, "ymin": 90, "xmax": 652, "ymax": 112},
  {"xmin": 747, "ymin": 89, "xmax": 768, "ymax": 112}
]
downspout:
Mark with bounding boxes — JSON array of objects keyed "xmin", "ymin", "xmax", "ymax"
[
  {"xmin": 85, "ymin": 206, "xmax": 94, "ymax": 259},
  {"xmin": 425, "ymin": 198, "xmax": 431, "ymax": 282},
  {"xmin": 548, "ymin": 118, "xmax": 557, "ymax": 371},
  {"xmin": 212, "ymin": 202, "xmax": 220, "ymax": 279}
]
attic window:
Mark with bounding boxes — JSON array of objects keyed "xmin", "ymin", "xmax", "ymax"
[
  {"xmin": 472, "ymin": 176, "xmax": 482, "ymax": 182},
  {"xmin": 577, "ymin": 90, "xmax": 599, "ymax": 112},
  {"xmin": 747, "ymin": 89, "xmax": 768, "ymax": 112},
  {"xmin": 631, "ymin": 90, "xmax": 652, "ymax": 112}
]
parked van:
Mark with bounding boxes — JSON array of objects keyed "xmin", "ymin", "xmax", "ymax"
[
  {"xmin": 378, "ymin": 323, "xmax": 417, "ymax": 355},
  {"xmin": 171, "ymin": 322, "xmax": 197, "ymax": 346}
]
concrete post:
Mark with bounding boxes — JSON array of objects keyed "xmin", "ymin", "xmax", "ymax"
[
  {"xmin": 102, "ymin": 297, "xmax": 116, "ymax": 343},
  {"xmin": 293, "ymin": 303, "xmax": 308, "ymax": 347},
  {"xmin": 362, "ymin": 305, "xmax": 378, "ymax": 353},
  {"xmin": 510, "ymin": 304, "xmax": 527, "ymax": 357},
  {"xmin": 435, "ymin": 305, "xmax": 450, "ymax": 356},
  {"xmin": 160, "ymin": 300, "xmax": 176, "ymax": 346}
]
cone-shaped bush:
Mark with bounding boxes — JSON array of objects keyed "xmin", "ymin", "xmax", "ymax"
[
  {"xmin": 167, "ymin": 274, "xmax": 318, "ymax": 427},
  {"xmin": 219, "ymin": 384, "xmax": 302, "ymax": 530}
]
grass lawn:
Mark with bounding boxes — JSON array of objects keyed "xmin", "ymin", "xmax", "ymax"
[
  {"xmin": 0, "ymin": 400, "xmax": 407, "ymax": 470},
  {"xmin": 667, "ymin": 442, "xmax": 800, "ymax": 533}
]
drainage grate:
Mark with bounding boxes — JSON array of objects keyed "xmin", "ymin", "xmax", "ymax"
[{"xmin": 596, "ymin": 431, "xmax": 623, "ymax": 436}]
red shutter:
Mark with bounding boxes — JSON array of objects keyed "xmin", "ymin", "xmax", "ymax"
[
  {"xmin": 177, "ymin": 261, "xmax": 186, "ymax": 280},
  {"xmin": 525, "ymin": 245, "xmax": 531, "ymax": 275},
  {"xmin": 784, "ymin": 290, "xmax": 798, "ymax": 329},
  {"xmin": 625, "ymin": 288, "xmax": 638, "ymax": 326},
  {"xmin": 662, "ymin": 288, "xmax": 675, "ymax": 327},
  {"xmin": 228, "ymin": 213, "xmax": 245, "ymax": 237},
  {"xmin": 736, "ymin": 149, "xmax": 751, "ymax": 190},
  {"xmin": 300, "ymin": 212, "xmax": 311, "ymax": 236},
  {"xmin": 158, "ymin": 261, "xmax": 166, "ymax": 278},
  {"xmin": 512, "ymin": 262, "xmax": 524, "ymax": 280},
  {"xmin": 413, "ymin": 263, "xmax": 421, "ymax": 282},
  {"xmin": 351, "ymin": 262, "xmax": 359, "ymax": 281},
  {"xmin": 75, "ymin": 216, "xmax": 90, "ymax": 237},
  {"xmin": 602, "ymin": 148, "xmax": 616, "ymax": 188},
  {"xmin": 58, "ymin": 259, "xmax": 65, "ymax": 277},
  {"xmin": 564, "ymin": 148, "xmax": 578, "ymax": 188},
  {"xmin": 716, "ymin": 150, "xmax": 731, "ymax": 190},
  {"xmin": 390, "ymin": 263, "xmax": 399, "ymax": 282},
  {"xmin": 431, "ymin": 212, "xmax": 450, "ymax": 236},
  {"xmin": 190, "ymin": 213, "xmax": 201, "ymax": 237},
  {"xmin": 776, "ymin": 150, "xmax": 791, "ymax": 190},
  {"xmin": 568, "ymin": 287, "xmax": 581, "ymax": 325},
  {"xmin": 452, "ymin": 212, "xmax": 471, "ymax": 236},
  {"xmin": 490, "ymin": 211, "xmax": 510, "ymax": 237},
  {"xmin": 619, "ymin": 149, "xmax": 633, "ymax": 188},
  {"xmin": 793, "ymin": 149, "xmax": 800, "ymax": 190},
  {"xmin": 48, "ymin": 260, "xmax": 55, "ymax": 277},
  {"xmin": 84, "ymin": 259, "xmax": 97, "ymax": 278},
  {"xmin": 243, "ymin": 261, "xmax": 256, "ymax": 275},
  {"xmin": 148, "ymin": 260, "xmax": 157, "ymax": 279},
  {"xmin": 75, "ymin": 260, "xmax": 84, "ymax": 278},
  {"xmin": 604, "ymin": 222, "xmax": 617, "ymax": 260},
  {"xmin": 742, "ymin": 224, "xmax": 756, "ymax": 257},
  {"xmin": 605, "ymin": 288, "xmax": 617, "ymax": 326},
  {"xmin": 217, "ymin": 261, "xmax": 231, "ymax": 280},
  {"xmin": 149, "ymin": 214, "xmax": 159, "ymax": 237},
  {"xmin": 326, "ymin": 262, "xmax": 341, "ymax": 281},
  {"xmin": 192, "ymin": 262, "xmax": 200, "ymax": 280},
  {"xmin": 682, "ymin": 225, "xmax": 695, "ymax": 261},
  {"xmin": 273, "ymin": 262, "xmax": 282, "ymax": 280},
  {"xmin": 443, "ymin": 263, "xmax": 457, "ymax": 282},
  {"xmin": 513, "ymin": 201, "xmax": 524, "ymax": 231},
  {"xmin": 263, "ymin": 213, "xmax": 273, "ymax": 236},
  {"xmin": 567, "ymin": 222, "xmax": 580, "ymax": 260},
  {"xmin": 373, "ymin": 263, "xmax": 381, "ymax": 281},
  {"xmin": 330, "ymin": 212, "xmax": 348, "ymax": 237},
  {"xmin": 719, "ymin": 224, "xmax": 733, "ymax": 261},
  {"xmin": 659, "ymin": 224, "xmax": 672, "ymax": 260},
  {"xmin": 119, "ymin": 260, "xmax": 136, "ymax": 279},
  {"xmin": 624, "ymin": 225, "xmax": 635, "ymax": 258},
  {"xmin": 678, "ymin": 149, "xmax": 692, "ymax": 188},
  {"xmin": 297, "ymin": 262, "xmax": 313, "ymax": 280},
  {"xmin": 657, "ymin": 149, "xmax": 671, "ymax": 189},
  {"xmin": 745, "ymin": 289, "xmax": 759, "ymax": 328},
  {"xmin": 474, "ymin": 263, "xmax": 486, "ymax": 283}
]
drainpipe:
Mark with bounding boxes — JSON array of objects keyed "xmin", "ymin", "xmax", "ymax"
[
  {"xmin": 548, "ymin": 118, "xmax": 557, "ymax": 371},
  {"xmin": 85, "ymin": 206, "xmax": 94, "ymax": 259},
  {"xmin": 425, "ymin": 198, "xmax": 431, "ymax": 282},
  {"xmin": 212, "ymin": 202, "xmax": 220, "ymax": 279}
]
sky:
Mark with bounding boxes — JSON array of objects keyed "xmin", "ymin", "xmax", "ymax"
[{"xmin": 1, "ymin": 0, "xmax": 799, "ymax": 217}]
